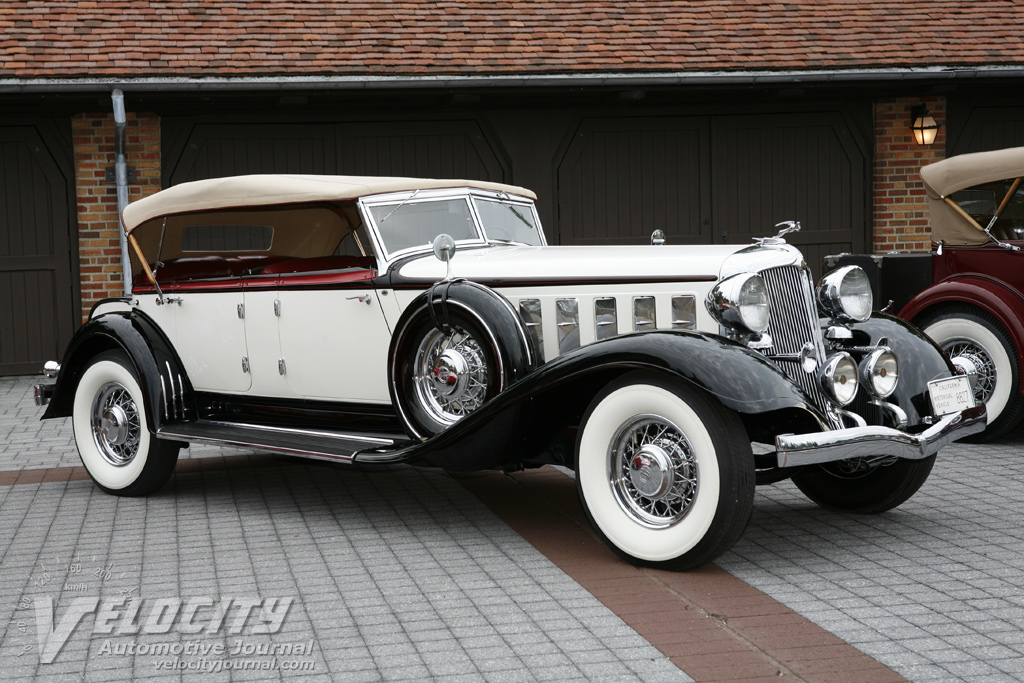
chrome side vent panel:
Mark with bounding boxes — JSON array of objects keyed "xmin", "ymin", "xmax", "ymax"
[
  {"xmin": 556, "ymin": 298, "xmax": 580, "ymax": 353},
  {"xmin": 759, "ymin": 265, "xmax": 843, "ymax": 429},
  {"xmin": 671, "ymin": 296, "xmax": 696, "ymax": 330},
  {"xmin": 633, "ymin": 296, "xmax": 657, "ymax": 331},
  {"xmin": 518, "ymin": 299, "xmax": 545, "ymax": 363},
  {"xmin": 595, "ymin": 297, "xmax": 617, "ymax": 340}
]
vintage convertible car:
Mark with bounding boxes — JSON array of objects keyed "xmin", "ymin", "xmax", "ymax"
[
  {"xmin": 825, "ymin": 146, "xmax": 1024, "ymax": 441},
  {"xmin": 34, "ymin": 174, "xmax": 985, "ymax": 570}
]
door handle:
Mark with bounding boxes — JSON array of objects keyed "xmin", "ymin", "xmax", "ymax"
[{"xmin": 347, "ymin": 294, "xmax": 373, "ymax": 306}]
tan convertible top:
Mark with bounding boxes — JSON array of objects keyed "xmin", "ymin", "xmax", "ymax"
[
  {"xmin": 121, "ymin": 174, "xmax": 537, "ymax": 234},
  {"xmin": 920, "ymin": 147, "xmax": 1024, "ymax": 245}
]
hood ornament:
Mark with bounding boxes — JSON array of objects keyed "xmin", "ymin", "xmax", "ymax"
[{"xmin": 756, "ymin": 220, "xmax": 802, "ymax": 246}]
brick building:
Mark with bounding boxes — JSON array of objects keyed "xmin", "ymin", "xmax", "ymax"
[{"xmin": 2, "ymin": 1, "xmax": 1024, "ymax": 373}]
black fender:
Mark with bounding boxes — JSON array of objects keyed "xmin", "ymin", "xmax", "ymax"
[
  {"xmin": 387, "ymin": 278, "xmax": 538, "ymax": 437},
  {"xmin": 363, "ymin": 329, "xmax": 825, "ymax": 471},
  {"xmin": 847, "ymin": 312, "xmax": 958, "ymax": 426},
  {"xmin": 42, "ymin": 310, "xmax": 193, "ymax": 432}
]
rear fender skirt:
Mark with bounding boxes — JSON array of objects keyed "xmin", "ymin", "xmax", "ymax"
[
  {"xmin": 41, "ymin": 311, "xmax": 192, "ymax": 431},
  {"xmin": 847, "ymin": 312, "xmax": 957, "ymax": 426},
  {"xmin": 361, "ymin": 330, "xmax": 824, "ymax": 471}
]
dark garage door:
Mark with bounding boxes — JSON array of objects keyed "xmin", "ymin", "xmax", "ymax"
[
  {"xmin": 0, "ymin": 123, "xmax": 78, "ymax": 376},
  {"xmin": 556, "ymin": 111, "xmax": 870, "ymax": 269},
  {"xmin": 164, "ymin": 120, "xmax": 508, "ymax": 187},
  {"xmin": 163, "ymin": 108, "xmax": 869, "ymax": 275},
  {"xmin": 948, "ymin": 102, "xmax": 1024, "ymax": 155}
]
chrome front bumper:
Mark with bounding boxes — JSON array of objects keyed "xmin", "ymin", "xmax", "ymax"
[{"xmin": 775, "ymin": 404, "xmax": 987, "ymax": 468}]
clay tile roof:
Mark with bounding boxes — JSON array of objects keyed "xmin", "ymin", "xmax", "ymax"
[{"xmin": 3, "ymin": 1, "xmax": 1024, "ymax": 80}]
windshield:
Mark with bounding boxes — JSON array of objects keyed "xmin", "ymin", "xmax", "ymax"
[
  {"xmin": 473, "ymin": 197, "xmax": 543, "ymax": 245},
  {"xmin": 368, "ymin": 197, "xmax": 480, "ymax": 255}
]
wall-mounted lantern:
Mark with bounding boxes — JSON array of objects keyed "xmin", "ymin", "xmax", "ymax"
[{"xmin": 910, "ymin": 105, "xmax": 939, "ymax": 146}]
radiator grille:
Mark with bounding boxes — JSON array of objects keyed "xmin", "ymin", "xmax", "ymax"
[{"xmin": 759, "ymin": 265, "xmax": 841, "ymax": 428}]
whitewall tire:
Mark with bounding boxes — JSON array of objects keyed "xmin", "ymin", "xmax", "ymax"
[
  {"xmin": 72, "ymin": 350, "xmax": 180, "ymax": 496},
  {"xmin": 920, "ymin": 307, "xmax": 1024, "ymax": 441},
  {"xmin": 575, "ymin": 373, "xmax": 754, "ymax": 570}
]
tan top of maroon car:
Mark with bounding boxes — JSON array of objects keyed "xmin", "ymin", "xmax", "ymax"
[{"xmin": 921, "ymin": 146, "xmax": 1024, "ymax": 245}]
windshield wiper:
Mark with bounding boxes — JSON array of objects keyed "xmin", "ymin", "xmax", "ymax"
[
  {"xmin": 496, "ymin": 191, "xmax": 535, "ymax": 230},
  {"xmin": 378, "ymin": 190, "xmax": 419, "ymax": 224},
  {"xmin": 488, "ymin": 238, "xmax": 530, "ymax": 246}
]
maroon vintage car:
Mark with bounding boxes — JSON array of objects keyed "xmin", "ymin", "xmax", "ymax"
[{"xmin": 828, "ymin": 146, "xmax": 1024, "ymax": 441}]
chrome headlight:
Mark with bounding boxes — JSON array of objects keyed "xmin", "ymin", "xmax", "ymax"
[
  {"xmin": 820, "ymin": 352, "xmax": 858, "ymax": 405},
  {"xmin": 860, "ymin": 348, "xmax": 898, "ymax": 398},
  {"xmin": 817, "ymin": 266, "xmax": 872, "ymax": 322},
  {"xmin": 707, "ymin": 273, "xmax": 770, "ymax": 336}
]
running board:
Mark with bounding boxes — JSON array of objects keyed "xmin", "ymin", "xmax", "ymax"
[{"xmin": 158, "ymin": 421, "xmax": 406, "ymax": 464}]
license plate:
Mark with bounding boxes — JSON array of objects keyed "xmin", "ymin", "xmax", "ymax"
[{"xmin": 928, "ymin": 376, "xmax": 976, "ymax": 416}]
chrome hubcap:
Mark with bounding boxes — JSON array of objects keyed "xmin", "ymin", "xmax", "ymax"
[
  {"xmin": 609, "ymin": 416, "xmax": 698, "ymax": 528},
  {"xmin": 91, "ymin": 382, "xmax": 142, "ymax": 467},
  {"xmin": 414, "ymin": 327, "xmax": 488, "ymax": 426},
  {"xmin": 430, "ymin": 349, "xmax": 470, "ymax": 399},
  {"xmin": 944, "ymin": 337, "xmax": 995, "ymax": 403}
]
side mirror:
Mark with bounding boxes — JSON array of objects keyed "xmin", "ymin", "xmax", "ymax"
[
  {"xmin": 432, "ymin": 234, "xmax": 456, "ymax": 281},
  {"xmin": 433, "ymin": 234, "xmax": 456, "ymax": 262}
]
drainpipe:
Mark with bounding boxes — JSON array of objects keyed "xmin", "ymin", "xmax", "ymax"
[{"xmin": 111, "ymin": 89, "xmax": 132, "ymax": 297}]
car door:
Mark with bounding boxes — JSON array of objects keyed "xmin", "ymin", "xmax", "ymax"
[
  {"xmin": 275, "ymin": 273, "xmax": 393, "ymax": 404},
  {"xmin": 168, "ymin": 281, "xmax": 253, "ymax": 393}
]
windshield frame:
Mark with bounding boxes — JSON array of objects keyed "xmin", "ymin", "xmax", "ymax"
[{"xmin": 359, "ymin": 187, "xmax": 546, "ymax": 270}]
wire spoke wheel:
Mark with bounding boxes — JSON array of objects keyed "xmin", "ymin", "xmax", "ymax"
[
  {"xmin": 941, "ymin": 337, "xmax": 996, "ymax": 404},
  {"xmin": 610, "ymin": 416, "xmax": 699, "ymax": 528},
  {"xmin": 72, "ymin": 350, "xmax": 180, "ymax": 496},
  {"xmin": 576, "ymin": 373, "xmax": 753, "ymax": 570},
  {"xmin": 90, "ymin": 381, "xmax": 143, "ymax": 466},
  {"xmin": 413, "ymin": 326, "xmax": 489, "ymax": 427}
]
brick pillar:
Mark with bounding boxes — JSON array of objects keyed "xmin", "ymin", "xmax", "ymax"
[
  {"xmin": 873, "ymin": 96, "xmax": 946, "ymax": 253},
  {"xmin": 71, "ymin": 112, "xmax": 161, "ymax": 322}
]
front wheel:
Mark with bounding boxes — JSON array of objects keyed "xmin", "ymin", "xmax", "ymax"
[
  {"xmin": 575, "ymin": 373, "xmax": 754, "ymax": 571},
  {"xmin": 72, "ymin": 350, "xmax": 180, "ymax": 496},
  {"xmin": 791, "ymin": 456, "xmax": 935, "ymax": 514},
  {"xmin": 918, "ymin": 307, "xmax": 1024, "ymax": 441}
]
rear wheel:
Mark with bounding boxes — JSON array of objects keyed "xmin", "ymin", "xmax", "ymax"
[
  {"xmin": 791, "ymin": 456, "xmax": 935, "ymax": 514},
  {"xmin": 72, "ymin": 350, "xmax": 180, "ymax": 496},
  {"xmin": 575, "ymin": 373, "xmax": 754, "ymax": 570},
  {"xmin": 919, "ymin": 307, "xmax": 1024, "ymax": 441}
]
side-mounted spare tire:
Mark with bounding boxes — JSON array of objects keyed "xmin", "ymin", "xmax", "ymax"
[{"xmin": 388, "ymin": 280, "xmax": 537, "ymax": 439}]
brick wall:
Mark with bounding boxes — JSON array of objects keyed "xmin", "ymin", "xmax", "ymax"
[
  {"xmin": 71, "ymin": 112, "xmax": 161, "ymax": 322},
  {"xmin": 873, "ymin": 96, "xmax": 946, "ymax": 253}
]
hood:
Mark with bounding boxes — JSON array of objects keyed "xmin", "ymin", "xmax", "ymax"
[{"xmin": 392, "ymin": 243, "xmax": 748, "ymax": 283}]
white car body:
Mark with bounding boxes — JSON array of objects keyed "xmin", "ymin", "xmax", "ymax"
[{"xmin": 35, "ymin": 174, "xmax": 986, "ymax": 571}]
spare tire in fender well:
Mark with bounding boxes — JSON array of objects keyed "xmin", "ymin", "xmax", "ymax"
[{"xmin": 388, "ymin": 279, "xmax": 538, "ymax": 439}]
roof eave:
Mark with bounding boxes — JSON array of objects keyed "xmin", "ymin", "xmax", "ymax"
[{"xmin": 5, "ymin": 65, "xmax": 1024, "ymax": 94}]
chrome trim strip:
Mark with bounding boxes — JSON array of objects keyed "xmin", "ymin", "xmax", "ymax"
[
  {"xmin": 200, "ymin": 420, "xmax": 396, "ymax": 446},
  {"xmin": 160, "ymin": 375, "xmax": 169, "ymax": 421},
  {"xmin": 775, "ymin": 405, "xmax": 986, "ymax": 468},
  {"xmin": 165, "ymin": 362, "xmax": 177, "ymax": 421},
  {"xmin": 177, "ymin": 374, "xmax": 186, "ymax": 419}
]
